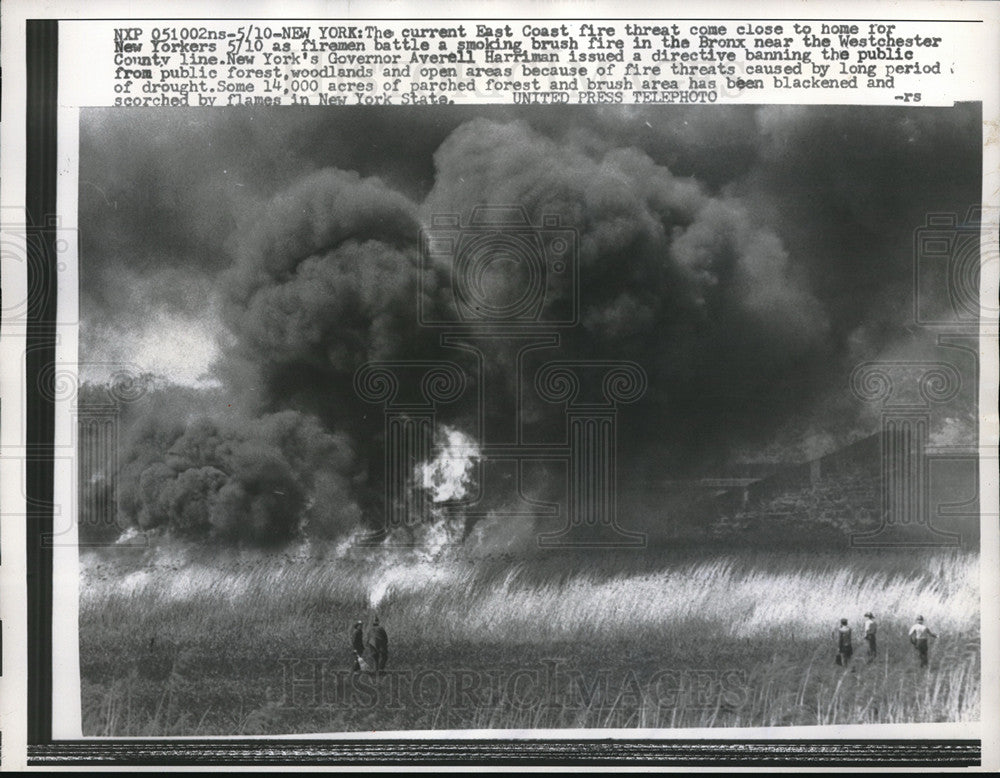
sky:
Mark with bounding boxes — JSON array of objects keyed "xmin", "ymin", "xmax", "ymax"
[{"xmin": 77, "ymin": 104, "xmax": 982, "ymax": 544}]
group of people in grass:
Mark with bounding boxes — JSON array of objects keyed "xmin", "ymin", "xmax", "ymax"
[
  {"xmin": 347, "ymin": 612, "xmax": 939, "ymax": 675},
  {"xmin": 834, "ymin": 613, "xmax": 937, "ymax": 667},
  {"xmin": 351, "ymin": 616, "xmax": 389, "ymax": 674}
]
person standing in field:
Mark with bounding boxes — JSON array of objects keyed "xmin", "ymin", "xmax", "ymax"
[
  {"xmin": 351, "ymin": 620, "xmax": 365, "ymax": 672},
  {"xmin": 863, "ymin": 612, "xmax": 877, "ymax": 661},
  {"xmin": 834, "ymin": 618, "xmax": 853, "ymax": 666},
  {"xmin": 368, "ymin": 616, "xmax": 389, "ymax": 673},
  {"xmin": 908, "ymin": 615, "xmax": 937, "ymax": 667}
]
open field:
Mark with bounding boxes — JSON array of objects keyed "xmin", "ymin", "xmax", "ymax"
[{"xmin": 79, "ymin": 546, "xmax": 980, "ymax": 735}]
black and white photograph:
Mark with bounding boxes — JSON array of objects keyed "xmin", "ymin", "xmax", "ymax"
[
  {"xmin": 73, "ymin": 102, "xmax": 985, "ymax": 736},
  {"xmin": 2, "ymin": 0, "xmax": 999, "ymax": 769}
]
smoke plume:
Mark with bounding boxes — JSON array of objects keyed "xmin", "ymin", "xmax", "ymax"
[
  {"xmin": 79, "ymin": 105, "xmax": 981, "ymax": 548},
  {"xmin": 113, "ymin": 408, "xmax": 358, "ymax": 545}
]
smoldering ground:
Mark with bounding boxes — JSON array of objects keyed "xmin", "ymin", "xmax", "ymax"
[{"xmin": 78, "ymin": 104, "xmax": 981, "ymax": 548}]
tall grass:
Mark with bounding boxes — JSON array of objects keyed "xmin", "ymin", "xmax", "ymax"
[{"xmin": 79, "ymin": 547, "xmax": 979, "ymax": 735}]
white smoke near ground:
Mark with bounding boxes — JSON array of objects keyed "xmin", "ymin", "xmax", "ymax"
[
  {"xmin": 928, "ymin": 415, "xmax": 978, "ymax": 449},
  {"xmin": 366, "ymin": 562, "xmax": 463, "ymax": 612},
  {"xmin": 464, "ymin": 512, "xmax": 538, "ymax": 557}
]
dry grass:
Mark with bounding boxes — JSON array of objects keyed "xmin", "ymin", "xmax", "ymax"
[{"xmin": 79, "ymin": 546, "xmax": 980, "ymax": 734}]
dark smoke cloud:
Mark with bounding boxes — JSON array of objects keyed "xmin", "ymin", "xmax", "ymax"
[
  {"xmin": 114, "ymin": 406, "xmax": 358, "ymax": 545},
  {"xmin": 213, "ymin": 116, "xmax": 830, "ymax": 483},
  {"xmin": 214, "ymin": 167, "xmax": 444, "ymax": 471},
  {"xmin": 223, "ymin": 168, "xmax": 421, "ymax": 371},
  {"xmin": 737, "ymin": 105, "xmax": 981, "ymax": 340},
  {"xmin": 79, "ymin": 104, "xmax": 982, "ymax": 545},
  {"xmin": 422, "ymin": 118, "xmax": 831, "ymax": 470}
]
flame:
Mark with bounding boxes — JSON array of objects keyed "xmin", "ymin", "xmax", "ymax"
[
  {"xmin": 361, "ymin": 427, "xmax": 481, "ymax": 609},
  {"xmin": 417, "ymin": 426, "xmax": 480, "ymax": 502}
]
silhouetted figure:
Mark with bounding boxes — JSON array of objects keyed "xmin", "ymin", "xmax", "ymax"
[
  {"xmin": 863, "ymin": 612, "xmax": 877, "ymax": 661},
  {"xmin": 351, "ymin": 621, "xmax": 365, "ymax": 672},
  {"xmin": 834, "ymin": 618, "xmax": 853, "ymax": 666},
  {"xmin": 909, "ymin": 615, "xmax": 937, "ymax": 667},
  {"xmin": 368, "ymin": 616, "xmax": 389, "ymax": 672}
]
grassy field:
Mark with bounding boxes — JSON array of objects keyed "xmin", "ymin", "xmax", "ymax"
[{"xmin": 79, "ymin": 544, "xmax": 980, "ymax": 735}]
